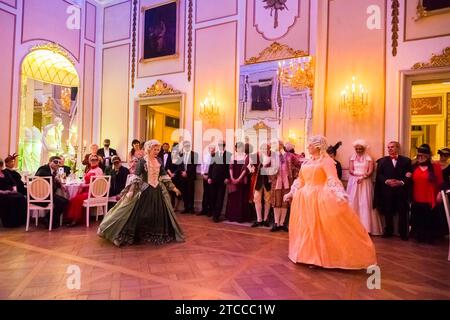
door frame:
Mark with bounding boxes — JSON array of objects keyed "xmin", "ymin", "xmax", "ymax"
[{"xmin": 399, "ymin": 67, "xmax": 450, "ymax": 156}]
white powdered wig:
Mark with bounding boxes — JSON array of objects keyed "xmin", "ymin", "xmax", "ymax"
[
  {"xmin": 308, "ymin": 135, "xmax": 328, "ymax": 154},
  {"xmin": 144, "ymin": 139, "xmax": 161, "ymax": 151}
]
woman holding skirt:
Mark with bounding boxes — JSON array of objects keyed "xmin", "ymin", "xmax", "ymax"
[
  {"xmin": 98, "ymin": 140, "xmax": 185, "ymax": 246},
  {"xmin": 284, "ymin": 135, "xmax": 377, "ymax": 270}
]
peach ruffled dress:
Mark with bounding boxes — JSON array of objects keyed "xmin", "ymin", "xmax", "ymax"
[{"xmin": 288, "ymin": 156, "xmax": 377, "ymax": 269}]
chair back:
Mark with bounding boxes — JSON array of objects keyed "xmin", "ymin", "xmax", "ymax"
[
  {"xmin": 27, "ymin": 176, "xmax": 53, "ymax": 205},
  {"xmin": 88, "ymin": 175, "xmax": 111, "ymax": 201}
]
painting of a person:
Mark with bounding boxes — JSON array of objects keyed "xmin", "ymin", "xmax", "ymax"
[{"xmin": 143, "ymin": 1, "xmax": 177, "ymax": 60}]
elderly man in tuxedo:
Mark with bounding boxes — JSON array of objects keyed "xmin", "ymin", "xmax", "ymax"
[{"xmin": 374, "ymin": 141, "xmax": 412, "ymax": 240}]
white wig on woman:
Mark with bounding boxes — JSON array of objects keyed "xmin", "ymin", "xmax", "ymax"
[
  {"xmin": 352, "ymin": 139, "xmax": 368, "ymax": 149},
  {"xmin": 144, "ymin": 139, "xmax": 161, "ymax": 150},
  {"xmin": 308, "ymin": 135, "xmax": 329, "ymax": 154}
]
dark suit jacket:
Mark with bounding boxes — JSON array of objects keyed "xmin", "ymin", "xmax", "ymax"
[
  {"xmin": 178, "ymin": 151, "xmax": 199, "ymax": 181},
  {"xmin": 97, "ymin": 148, "xmax": 118, "ymax": 159},
  {"xmin": 208, "ymin": 151, "xmax": 232, "ymax": 184},
  {"xmin": 35, "ymin": 164, "xmax": 61, "ymax": 194},
  {"xmin": 374, "ymin": 155, "xmax": 412, "ymax": 212},
  {"xmin": 158, "ymin": 151, "xmax": 173, "ymax": 173}
]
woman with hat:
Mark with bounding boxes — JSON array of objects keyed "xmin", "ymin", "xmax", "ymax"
[
  {"xmin": 4, "ymin": 153, "xmax": 26, "ymax": 196},
  {"xmin": 326, "ymin": 141, "xmax": 343, "ymax": 180},
  {"xmin": 410, "ymin": 144, "xmax": 443, "ymax": 244},
  {"xmin": 438, "ymin": 148, "xmax": 450, "ymax": 189},
  {"xmin": 66, "ymin": 154, "xmax": 104, "ymax": 226}
]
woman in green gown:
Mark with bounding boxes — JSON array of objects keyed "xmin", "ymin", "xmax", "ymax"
[{"xmin": 98, "ymin": 140, "xmax": 185, "ymax": 246}]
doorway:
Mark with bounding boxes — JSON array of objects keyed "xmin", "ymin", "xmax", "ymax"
[{"xmin": 399, "ymin": 68, "xmax": 450, "ymax": 158}]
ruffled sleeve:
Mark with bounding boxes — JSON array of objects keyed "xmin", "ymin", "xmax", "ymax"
[{"xmin": 323, "ymin": 157, "xmax": 348, "ymax": 202}]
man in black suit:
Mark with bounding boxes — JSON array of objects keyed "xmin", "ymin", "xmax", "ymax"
[
  {"xmin": 35, "ymin": 156, "xmax": 69, "ymax": 228},
  {"xmin": 158, "ymin": 143, "xmax": 174, "ymax": 174},
  {"xmin": 97, "ymin": 139, "xmax": 118, "ymax": 168},
  {"xmin": 178, "ymin": 141, "xmax": 198, "ymax": 214},
  {"xmin": 105, "ymin": 155, "xmax": 130, "ymax": 197},
  {"xmin": 208, "ymin": 141, "xmax": 232, "ymax": 222},
  {"xmin": 374, "ymin": 141, "xmax": 412, "ymax": 240}
]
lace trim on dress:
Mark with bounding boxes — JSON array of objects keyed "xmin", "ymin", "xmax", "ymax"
[{"xmin": 325, "ymin": 176, "xmax": 349, "ymax": 202}]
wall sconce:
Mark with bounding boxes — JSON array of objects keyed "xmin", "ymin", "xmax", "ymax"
[
  {"xmin": 340, "ymin": 76, "xmax": 368, "ymax": 117},
  {"xmin": 199, "ymin": 92, "xmax": 220, "ymax": 124}
]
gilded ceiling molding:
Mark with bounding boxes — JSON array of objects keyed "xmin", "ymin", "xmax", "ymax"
[
  {"xmin": 30, "ymin": 43, "xmax": 76, "ymax": 66},
  {"xmin": 391, "ymin": 0, "xmax": 399, "ymax": 57},
  {"xmin": 245, "ymin": 42, "xmax": 308, "ymax": 65},
  {"xmin": 139, "ymin": 80, "xmax": 181, "ymax": 97},
  {"xmin": 187, "ymin": 0, "xmax": 193, "ymax": 82},
  {"xmin": 412, "ymin": 47, "xmax": 450, "ymax": 69},
  {"xmin": 131, "ymin": 0, "xmax": 138, "ymax": 89}
]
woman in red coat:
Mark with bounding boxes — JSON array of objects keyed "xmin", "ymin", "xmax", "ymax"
[
  {"xmin": 410, "ymin": 144, "xmax": 443, "ymax": 244},
  {"xmin": 66, "ymin": 155, "xmax": 104, "ymax": 226}
]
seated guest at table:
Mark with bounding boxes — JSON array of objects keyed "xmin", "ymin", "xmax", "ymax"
[
  {"xmin": 4, "ymin": 153, "xmax": 26, "ymax": 196},
  {"xmin": 59, "ymin": 156, "xmax": 71, "ymax": 176},
  {"xmin": 0, "ymin": 158, "xmax": 27, "ymax": 228},
  {"xmin": 35, "ymin": 156, "xmax": 69, "ymax": 229},
  {"xmin": 83, "ymin": 144, "xmax": 104, "ymax": 173},
  {"xmin": 66, "ymin": 155, "xmax": 104, "ymax": 226},
  {"xmin": 106, "ymin": 156, "xmax": 130, "ymax": 197},
  {"xmin": 129, "ymin": 139, "xmax": 145, "ymax": 175}
]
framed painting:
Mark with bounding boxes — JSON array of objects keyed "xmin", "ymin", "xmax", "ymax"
[
  {"xmin": 141, "ymin": 0, "xmax": 179, "ymax": 62},
  {"xmin": 417, "ymin": 0, "xmax": 450, "ymax": 19}
]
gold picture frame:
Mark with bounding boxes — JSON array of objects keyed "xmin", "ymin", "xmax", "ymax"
[
  {"xmin": 140, "ymin": 0, "xmax": 180, "ymax": 63},
  {"xmin": 416, "ymin": 0, "xmax": 450, "ymax": 20}
]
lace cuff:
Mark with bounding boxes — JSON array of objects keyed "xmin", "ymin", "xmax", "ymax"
[{"xmin": 326, "ymin": 177, "xmax": 348, "ymax": 202}]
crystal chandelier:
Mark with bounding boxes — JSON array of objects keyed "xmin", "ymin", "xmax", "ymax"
[
  {"xmin": 199, "ymin": 92, "xmax": 220, "ymax": 124},
  {"xmin": 277, "ymin": 56, "xmax": 314, "ymax": 92},
  {"xmin": 339, "ymin": 76, "xmax": 368, "ymax": 117}
]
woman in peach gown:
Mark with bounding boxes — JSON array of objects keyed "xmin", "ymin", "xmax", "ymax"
[{"xmin": 284, "ymin": 135, "xmax": 377, "ymax": 270}]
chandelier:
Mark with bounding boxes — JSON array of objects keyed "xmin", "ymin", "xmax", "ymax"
[
  {"xmin": 339, "ymin": 76, "xmax": 368, "ymax": 117},
  {"xmin": 277, "ymin": 56, "xmax": 314, "ymax": 92},
  {"xmin": 199, "ymin": 92, "xmax": 220, "ymax": 124}
]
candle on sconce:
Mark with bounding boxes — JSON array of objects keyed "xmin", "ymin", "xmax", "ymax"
[{"xmin": 83, "ymin": 140, "xmax": 87, "ymax": 148}]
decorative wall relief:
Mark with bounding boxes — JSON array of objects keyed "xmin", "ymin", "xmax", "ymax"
[
  {"xmin": 254, "ymin": 0, "xmax": 300, "ymax": 40},
  {"xmin": 412, "ymin": 47, "xmax": 450, "ymax": 69},
  {"xmin": 391, "ymin": 0, "xmax": 399, "ymax": 57},
  {"xmin": 411, "ymin": 96, "xmax": 442, "ymax": 116}
]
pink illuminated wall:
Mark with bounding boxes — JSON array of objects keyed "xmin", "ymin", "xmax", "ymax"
[
  {"xmin": 101, "ymin": 44, "xmax": 131, "ymax": 158},
  {"xmin": 83, "ymin": 44, "xmax": 95, "ymax": 144},
  {"xmin": 0, "ymin": 0, "xmax": 16, "ymax": 8},
  {"xmin": 0, "ymin": 9, "xmax": 15, "ymax": 156},
  {"xmin": 85, "ymin": 1, "xmax": 97, "ymax": 43},
  {"xmin": 195, "ymin": 0, "xmax": 237, "ymax": 23},
  {"xmin": 103, "ymin": 0, "xmax": 131, "ymax": 44},
  {"xmin": 194, "ymin": 21, "xmax": 238, "ymax": 141},
  {"xmin": 324, "ymin": 0, "xmax": 386, "ymax": 162},
  {"xmin": 22, "ymin": 0, "xmax": 81, "ymax": 60}
]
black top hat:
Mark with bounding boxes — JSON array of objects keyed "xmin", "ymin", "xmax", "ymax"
[{"xmin": 416, "ymin": 144, "xmax": 432, "ymax": 155}]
